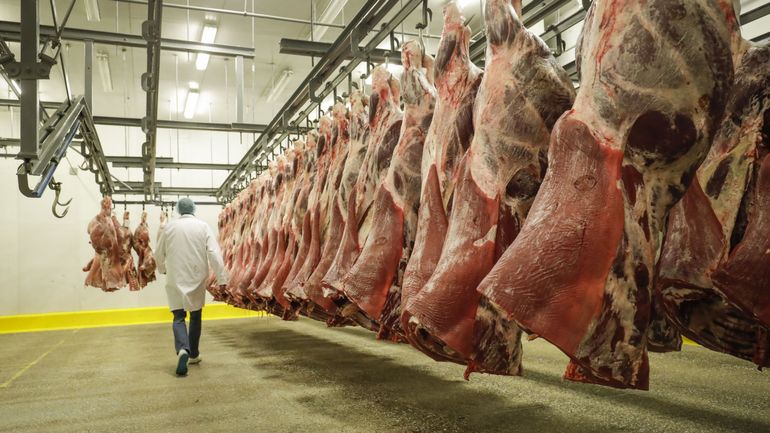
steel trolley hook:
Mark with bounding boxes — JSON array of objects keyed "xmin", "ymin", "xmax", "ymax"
[{"xmin": 48, "ymin": 177, "xmax": 72, "ymax": 218}]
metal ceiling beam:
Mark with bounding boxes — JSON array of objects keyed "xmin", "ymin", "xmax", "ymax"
[
  {"xmin": 113, "ymin": 0, "xmax": 347, "ymax": 29},
  {"xmin": 218, "ymin": 0, "xmax": 422, "ymax": 200},
  {"xmin": 112, "ymin": 199, "xmax": 221, "ymax": 206},
  {"xmin": 110, "ymin": 158, "xmax": 236, "ymax": 170},
  {"xmin": 0, "ymin": 99, "xmax": 270, "ymax": 133},
  {"xmin": 93, "ymin": 115, "xmax": 268, "ymax": 133},
  {"xmin": 109, "ymin": 0, "xmax": 441, "ymax": 41},
  {"xmin": 752, "ymin": 31, "xmax": 770, "ymax": 43},
  {"xmin": 742, "ymin": 3, "xmax": 770, "ymax": 24},
  {"xmin": 107, "ymin": 156, "xmax": 172, "ymax": 164},
  {"xmin": 114, "ymin": 182, "xmax": 218, "ymax": 196},
  {"xmin": 0, "ymin": 20, "xmax": 255, "ymax": 59},
  {"xmin": 279, "ymin": 39, "xmax": 402, "ymax": 65}
]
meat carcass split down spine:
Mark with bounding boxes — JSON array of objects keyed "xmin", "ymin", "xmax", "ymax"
[
  {"xmin": 477, "ymin": 0, "xmax": 735, "ymax": 389},
  {"xmin": 403, "ymin": 0, "xmax": 575, "ymax": 378},
  {"xmin": 338, "ymin": 40, "xmax": 437, "ymax": 341},
  {"xmin": 657, "ymin": 27, "xmax": 770, "ymax": 367},
  {"xmin": 84, "ymin": 197, "xmax": 154, "ymax": 292}
]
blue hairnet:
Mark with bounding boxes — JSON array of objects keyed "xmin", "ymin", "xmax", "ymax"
[{"xmin": 177, "ymin": 197, "xmax": 196, "ymax": 215}]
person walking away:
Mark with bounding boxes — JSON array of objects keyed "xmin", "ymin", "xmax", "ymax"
[{"xmin": 155, "ymin": 198, "xmax": 228, "ymax": 376}]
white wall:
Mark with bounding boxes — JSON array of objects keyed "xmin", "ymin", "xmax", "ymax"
[{"xmin": 0, "ymin": 111, "xmax": 228, "ymax": 316}]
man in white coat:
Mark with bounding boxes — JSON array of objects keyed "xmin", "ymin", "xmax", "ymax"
[{"xmin": 155, "ymin": 198, "xmax": 228, "ymax": 376}]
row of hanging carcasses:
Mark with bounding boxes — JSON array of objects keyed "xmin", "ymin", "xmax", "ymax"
[{"xmin": 209, "ymin": 0, "xmax": 770, "ymax": 390}]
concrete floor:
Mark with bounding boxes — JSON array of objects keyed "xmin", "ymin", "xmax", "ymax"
[{"xmin": 0, "ymin": 317, "xmax": 768, "ymax": 433}]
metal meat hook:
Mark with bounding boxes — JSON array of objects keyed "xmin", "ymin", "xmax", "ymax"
[{"xmin": 48, "ymin": 178, "xmax": 72, "ymax": 218}]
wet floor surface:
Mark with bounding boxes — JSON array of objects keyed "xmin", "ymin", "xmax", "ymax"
[{"xmin": 1, "ymin": 316, "xmax": 768, "ymax": 433}]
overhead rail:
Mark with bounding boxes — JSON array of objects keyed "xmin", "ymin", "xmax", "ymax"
[
  {"xmin": 0, "ymin": 1, "xmax": 113, "ymax": 218},
  {"xmin": 114, "ymin": 182, "xmax": 218, "ymax": 197},
  {"xmin": 0, "ymin": 99, "xmax": 285, "ymax": 133},
  {"xmin": 0, "ymin": 21, "xmax": 259, "ymax": 59},
  {"xmin": 109, "ymin": 0, "xmax": 441, "ymax": 41},
  {"xmin": 109, "ymin": 157, "xmax": 237, "ymax": 171},
  {"xmin": 279, "ymin": 39, "xmax": 402, "ymax": 65},
  {"xmin": 112, "ymin": 199, "xmax": 221, "ymax": 207},
  {"xmin": 93, "ymin": 115, "xmax": 272, "ymax": 134},
  {"xmin": 217, "ymin": 0, "xmax": 425, "ymax": 202},
  {"xmin": 140, "ymin": 0, "xmax": 163, "ymax": 201}
]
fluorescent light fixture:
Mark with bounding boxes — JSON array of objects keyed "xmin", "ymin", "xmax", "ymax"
[
  {"xmin": 311, "ymin": 0, "xmax": 347, "ymax": 41},
  {"xmin": 201, "ymin": 23, "xmax": 218, "ymax": 44},
  {"xmin": 195, "ymin": 53, "xmax": 210, "ymax": 71},
  {"xmin": 183, "ymin": 83, "xmax": 200, "ymax": 119},
  {"xmin": 84, "ymin": 0, "xmax": 101, "ymax": 22},
  {"xmin": 195, "ymin": 18, "xmax": 218, "ymax": 71},
  {"xmin": 96, "ymin": 51, "xmax": 113, "ymax": 92},
  {"xmin": 265, "ymin": 68, "xmax": 294, "ymax": 103}
]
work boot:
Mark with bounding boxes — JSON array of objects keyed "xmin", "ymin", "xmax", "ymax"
[{"xmin": 176, "ymin": 349, "xmax": 189, "ymax": 376}]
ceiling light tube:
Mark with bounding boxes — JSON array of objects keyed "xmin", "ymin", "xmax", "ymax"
[
  {"xmin": 265, "ymin": 69, "xmax": 294, "ymax": 103},
  {"xmin": 183, "ymin": 84, "xmax": 200, "ymax": 119},
  {"xmin": 195, "ymin": 18, "xmax": 218, "ymax": 71},
  {"xmin": 84, "ymin": 0, "xmax": 101, "ymax": 22},
  {"xmin": 96, "ymin": 51, "xmax": 113, "ymax": 92},
  {"xmin": 311, "ymin": 0, "xmax": 347, "ymax": 41},
  {"xmin": 195, "ymin": 53, "xmax": 210, "ymax": 71},
  {"xmin": 201, "ymin": 23, "xmax": 218, "ymax": 44}
]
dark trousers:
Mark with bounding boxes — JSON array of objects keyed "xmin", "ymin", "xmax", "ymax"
[{"xmin": 172, "ymin": 309, "xmax": 202, "ymax": 358}]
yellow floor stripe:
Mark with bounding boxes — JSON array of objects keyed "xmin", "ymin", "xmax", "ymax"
[
  {"xmin": 0, "ymin": 304, "xmax": 268, "ymax": 335},
  {"xmin": 0, "ymin": 329, "xmax": 78, "ymax": 389}
]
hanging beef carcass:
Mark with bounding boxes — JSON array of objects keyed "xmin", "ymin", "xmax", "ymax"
[
  {"xmin": 84, "ymin": 196, "xmax": 126, "ymax": 291},
  {"xmin": 280, "ymin": 135, "xmax": 319, "ymax": 312},
  {"xmin": 339, "ymin": 40, "xmax": 436, "ymax": 340},
  {"xmin": 709, "ymin": 49, "xmax": 770, "ymax": 330},
  {"xmin": 224, "ymin": 175, "xmax": 272, "ymax": 308},
  {"xmin": 222, "ymin": 177, "xmax": 263, "ymax": 306},
  {"xmin": 210, "ymin": 204, "xmax": 232, "ymax": 301},
  {"xmin": 322, "ymin": 66, "xmax": 404, "ymax": 330},
  {"xmin": 400, "ymin": 2, "xmax": 482, "ymax": 360},
  {"xmin": 403, "ymin": 0, "xmax": 575, "ymax": 378},
  {"xmin": 319, "ymin": 90, "xmax": 370, "ymax": 306},
  {"xmin": 118, "ymin": 211, "xmax": 141, "ymax": 291},
  {"xmin": 265, "ymin": 141, "xmax": 310, "ymax": 318},
  {"xmin": 245, "ymin": 157, "xmax": 293, "ymax": 308},
  {"xmin": 302, "ymin": 102, "xmax": 355, "ymax": 319},
  {"xmin": 477, "ymin": 0, "xmax": 734, "ymax": 389},
  {"xmin": 133, "ymin": 211, "xmax": 157, "ymax": 288},
  {"xmin": 256, "ymin": 150, "xmax": 305, "ymax": 315},
  {"xmin": 657, "ymin": 20, "xmax": 770, "ymax": 367},
  {"xmin": 284, "ymin": 118, "xmax": 337, "ymax": 319}
]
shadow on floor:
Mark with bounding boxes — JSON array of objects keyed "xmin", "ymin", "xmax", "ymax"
[
  {"xmin": 210, "ymin": 325, "xmax": 583, "ymax": 433},
  {"xmin": 209, "ymin": 321, "xmax": 770, "ymax": 433}
]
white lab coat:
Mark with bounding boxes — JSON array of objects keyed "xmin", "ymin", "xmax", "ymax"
[{"xmin": 155, "ymin": 215, "xmax": 228, "ymax": 311}]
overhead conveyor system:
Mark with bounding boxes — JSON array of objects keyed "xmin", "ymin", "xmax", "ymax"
[
  {"xmin": 217, "ymin": 0, "xmax": 426, "ymax": 202},
  {"xmin": 113, "ymin": 181, "xmax": 218, "ymax": 197},
  {"xmin": 0, "ymin": 0, "xmax": 113, "ymax": 217},
  {"xmin": 140, "ymin": 0, "xmax": 162, "ymax": 202}
]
